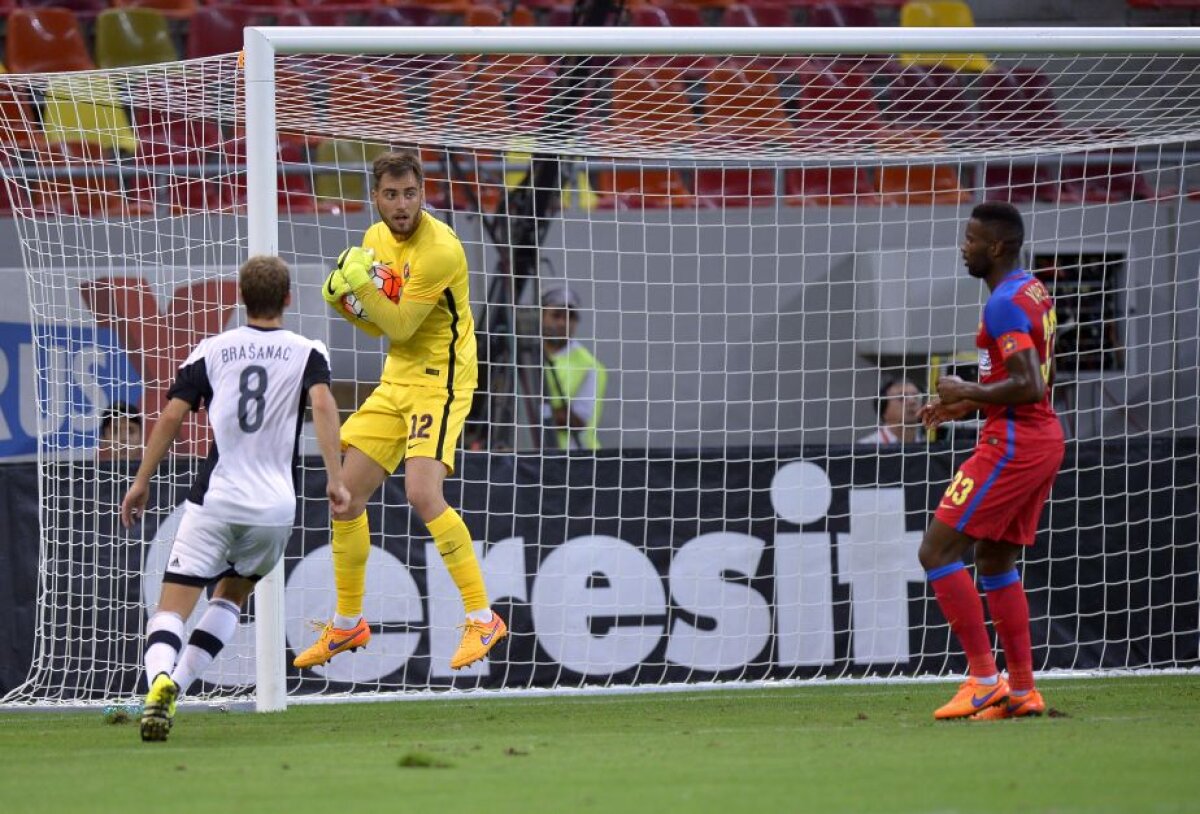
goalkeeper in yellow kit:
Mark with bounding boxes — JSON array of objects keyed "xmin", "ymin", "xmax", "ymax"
[{"xmin": 294, "ymin": 151, "xmax": 506, "ymax": 671}]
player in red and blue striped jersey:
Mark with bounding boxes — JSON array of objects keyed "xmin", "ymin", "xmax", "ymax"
[{"xmin": 920, "ymin": 202, "xmax": 1064, "ymax": 721}]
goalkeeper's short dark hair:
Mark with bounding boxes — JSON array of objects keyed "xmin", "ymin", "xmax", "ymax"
[
  {"xmin": 373, "ymin": 150, "xmax": 424, "ymax": 187},
  {"xmin": 971, "ymin": 201, "xmax": 1025, "ymax": 256},
  {"xmin": 239, "ymin": 255, "xmax": 290, "ymax": 319}
]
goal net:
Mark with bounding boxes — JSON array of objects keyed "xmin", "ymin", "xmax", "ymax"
[{"xmin": 1, "ymin": 27, "xmax": 1197, "ymax": 707}]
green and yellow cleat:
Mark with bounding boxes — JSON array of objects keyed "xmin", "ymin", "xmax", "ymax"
[{"xmin": 139, "ymin": 673, "xmax": 179, "ymax": 742}]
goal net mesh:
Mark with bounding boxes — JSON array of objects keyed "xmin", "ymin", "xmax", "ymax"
[{"xmin": 1, "ymin": 44, "xmax": 1197, "ymax": 704}]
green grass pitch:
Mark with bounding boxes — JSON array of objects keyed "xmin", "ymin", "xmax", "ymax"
[{"xmin": 1, "ymin": 675, "xmax": 1197, "ymax": 814}]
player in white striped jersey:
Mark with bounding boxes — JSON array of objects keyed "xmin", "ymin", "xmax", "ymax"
[{"xmin": 120, "ymin": 256, "xmax": 350, "ymax": 742}]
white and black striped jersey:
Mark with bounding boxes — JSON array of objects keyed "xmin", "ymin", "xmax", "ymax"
[{"xmin": 167, "ymin": 325, "xmax": 331, "ymax": 526}]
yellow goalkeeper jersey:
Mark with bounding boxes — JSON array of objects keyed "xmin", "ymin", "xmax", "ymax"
[{"xmin": 362, "ymin": 214, "xmax": 478, "ymax": 391}]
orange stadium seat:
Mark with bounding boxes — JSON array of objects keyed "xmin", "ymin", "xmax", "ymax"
[
  {"xmin": 701, "ymin": 66, "xmax": 795, "ymax": 144},
  {"xmin": 471, "ymin": 55, "xmax": 556, "ymax": 124},
  {"xmin": 592, "ymin": 167, "xmax": 695, "ymax": 210},
  {"xmin": 873, "ymin": 129, "xmax": 972, "ymax": 206},
  {"xmin": 426, "ymin": 59, "xmax": 484, "ymax": 133},
  {"xmin": 606, "ymin": 66, "xmax": 701, "ymax": 147},
  {"xmin": 5, "ymin": 8, "xmax": 95, "ymax": 73},
  {"xmin": 782, "ymin": 167, "xmax": 880, "ymax": 207},
  {"xmin": 95, "ymin": 8, "xmax": 180, "ymax": 68}
]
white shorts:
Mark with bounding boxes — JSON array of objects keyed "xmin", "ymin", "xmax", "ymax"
[{"xmin": 162, "ymin": 501, "xmax": 291, "ymax": 587}]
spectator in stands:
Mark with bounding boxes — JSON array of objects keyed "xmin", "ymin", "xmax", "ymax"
[
  {"xmin": 97, "ymin": 401, "xmax": 144, "ymax": 462},
  {"xmin": 858, "ymin": 377, "xmax": 925, "ymax": 446},
  {"xmin": 541, "ymin": 286, "xmax": 607, "ymax": 451}
]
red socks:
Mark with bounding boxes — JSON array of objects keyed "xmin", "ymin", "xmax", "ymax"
[
  {"xmin": 928, "ymin": 563, "xmax": 997, "ymax": 678},
  {"xmin": 984, "ymin": 578, "xmax": 1034, "ymax": 692}
]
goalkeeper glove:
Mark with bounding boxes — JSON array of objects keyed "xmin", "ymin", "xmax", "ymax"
[
  {"xmin": 336, "ymin": 246, "xmax": 375, "ymax": 291},
  {"xmin": 321, "ymin": 267, "xmax": 351, "ymax": 309}
]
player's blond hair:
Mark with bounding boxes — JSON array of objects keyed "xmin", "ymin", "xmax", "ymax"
[
  {"xmin": 372, "ymin": 150, "xmax": 424, "ymax": 187},
  {"xmin": 240, "ymin": 255, "xmax": 290, "ymax": 319}
]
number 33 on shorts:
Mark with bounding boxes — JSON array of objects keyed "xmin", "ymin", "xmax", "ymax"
[{"xmin": 942, "ymin": 470, "xmax": 975, "ymax": 508}]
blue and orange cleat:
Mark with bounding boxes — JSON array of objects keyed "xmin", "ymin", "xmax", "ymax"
[
  {"xmin": 971, "ymin": 688, "xmax": 1046, "ymax": 720},
  {"xmin": 450, "ymin": 612, "xmax": 507, "ymax": 670},
  {"xmin": 933, "ymin": 676, "xmax": 1010, "ymax": 720},
  {"xmin": 293, "ymin": 617, "xmax": 371, "ymax": 669}
]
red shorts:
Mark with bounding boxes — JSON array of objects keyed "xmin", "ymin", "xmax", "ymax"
[{"xmin": 933, "ymin": 435, "xmax": 1064, "ymax": 546}]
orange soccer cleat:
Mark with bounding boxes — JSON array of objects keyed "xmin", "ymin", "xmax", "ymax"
[
  {"xmin": 971, "ymin": 689, "xmax": 1046, "ymax": 720},
  {"xmin": 933, "ymin": 676, "xmax": 1011, "ymax": 720},
  {"xmin": 292, "ymin": 617, "xmax": 371, "ymax": 669},
  {"xmin": 450, "ymin": 612, "xmax": 507, "ymax": 670}
]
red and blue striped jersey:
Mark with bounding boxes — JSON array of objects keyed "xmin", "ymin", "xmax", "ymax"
[{"xmin": 974, "ymin": 270, "xmax": 1061, "ymax": 443}]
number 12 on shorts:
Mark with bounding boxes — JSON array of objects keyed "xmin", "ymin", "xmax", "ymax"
[{"xmin": 409, "ymin": 413, "xmax": 433, "ymax": 439}]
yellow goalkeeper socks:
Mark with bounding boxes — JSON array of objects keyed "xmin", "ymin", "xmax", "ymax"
[
  {"xmin": 427, "ymin": 507, "xmax": 489, "ymax": 614},
  {"xmin": 332, "ymin": 513, "xmax": 370, "ymax": 622}
]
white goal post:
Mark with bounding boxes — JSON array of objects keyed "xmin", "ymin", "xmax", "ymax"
[{"xmin": 2, "ymin": 25, "xmax": 1198, "ymax": 711}]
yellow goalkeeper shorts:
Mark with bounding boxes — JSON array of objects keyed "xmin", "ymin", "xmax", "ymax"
[{"xmin": 340, "ymin": 382, "xmax": 472, "ymax": 474}]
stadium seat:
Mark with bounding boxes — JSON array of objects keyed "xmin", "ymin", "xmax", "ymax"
[
  {"xmin": 807, "ymin": 2, "xmax": 879, "ymax": 26},
  {"xmin": 782, "ymin": 167, "xmax": 879, "ymax": 207},
  {"xmin": 134, "ymin": 109, "xmax": 225, "ymax": 166},
  {"xmin": 607, "ymin": 67, "xmax": 701, "ymax": 146},
  {"xmin": 41, "ymin": 76, "xmax": 139, "ymax": 154},
  {"xmin": 884, "ymin": 64, "xmax": 974, "ymax": 131},
  {"xmin": 364, "ymin": 5, "xmax": 438, "ymax": 26},
  {"xmin": 872, "ymin": 129, "xmax": 972, "ymax": 205},
  {"xmin": 95, "ymin": 8, "xmax": 180, "ymax": 69},
  {"xmin": 464, "ymin": 5, "xmax": 537, "ymax": 25},
  {"xmin": 29, "ymin": 140, "xmax": 156, "ymax": 218},
  {"xmin": 898, "ymin": 1, "xmax": 992, "ymax": 72},
  {"xmin": 791, "ymin": 63, "xmax": 884, "ymax": 146},
  {"xmin": 722, "ymin": 3, "xmax": 793, "ymax": 26},
  {"xmin": 694, "ymin": 168, "xmax": 776, "ymax": 207},
  {"xmin": 312, "ymin": 139, "xmax": 380, "ymax": 211},
  {"xmin": 651, "ymin": 3, "xmax": 707, "ymax": 25},
  {"xmin": 168, "ymin": 175, "xmax": 247, "ymax": 215},
  {"xmin": 426, "ymin": 60, "xmax": 483, "ymax": 131},
  {"xmin": 593, "ymin": 167, "xmax": 695, "ymax": 210},
  {"xmin": 630, "ymin": 5, "xmax": 672, "ymax": 25},
  {"xmin": 472, "ymin": 55, "xmax": 556, "ymax": 124},
  {"xmin": 187, "ymin": 6, "xmax": 259, "ymax": 59},
  {"xmin": 977, "ymin": 68, "xmax": 1065, "ymax": 135},
  {"xmin": 701, "ymin": 66, "xmax": 795, "ymax": 144},
  {"xmin": 16, "ymin": 0, "xmax": 108, "ymax": 21},
  {"xmin": 111, "ymin": 0, "xmax": 200, "ymax": 20},
  {"xmin": 275, "ymin": 8, "xmax": 351, "ymax": 26},
  {"xmin": 0, "ymin": 64, "xmax": 47, "ymax": 151},
  {"xmin": 5, "ymin": 8, "xmax": 95, "ymax": 73},
  {"xmin": 1058, "ymin": 158, "xmax": 1164, "ymax": 204},
  {"xmin": 983, "ymin": 162, "xmax": 1083, "ymax": 205}
]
